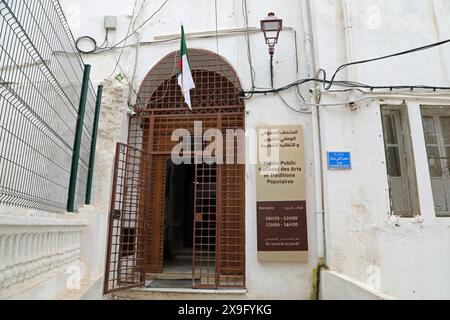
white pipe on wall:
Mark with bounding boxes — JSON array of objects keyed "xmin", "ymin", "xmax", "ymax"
[
  {"xmin": 300, "ymin": 0, "xmax": 314, "ymax": 78},
  {"xmin": 342, "ymin": 0, "xmax": 355, "ymax": 80},
  {"xmin": 311, "ymin": 104, "xmax": 325, "ymax": 261},
  {"xmin": 303, "ymin": 0, "xmax": 325, "ymax": 260}
]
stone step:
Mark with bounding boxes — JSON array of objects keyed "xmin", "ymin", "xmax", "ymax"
[
  {"xmin": 146, "ymin": 272, "xmax": 194, "ymax": 281},
  {"xmin": 174, "ymin": 255, "xmax": 193, "ymax": 261},
  {"xmin": 173, "ymin": 249, "xmax": 193, "ymax": 256}
]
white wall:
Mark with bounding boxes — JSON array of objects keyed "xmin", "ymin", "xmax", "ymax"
[
  {"xmin": 320, "ymin": 270, "xmax": 395, "ymax": 300},
  {"xmin": 60, "ymin": 0, "xmax": 318, "ymax": 299},
  {"xmin": 318, "ymin": 94, "xmax": 450, "ymax": 300},
  {"xmin": 308, "ymin": 0, "xmax": 450, "ymax": 300},
  {"xmin": 61, "ymin": 0, "xmax": 309, "ymax": 93},
  {"xmin": 310, "ymin": 0, "xmax": 450, "ymax": 86},
  {"xmin": 59, "ymin": 0, "xmax": 450, "ymax": 300}
]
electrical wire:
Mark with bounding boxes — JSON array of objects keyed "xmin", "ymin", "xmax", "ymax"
[
  {"xmin": 75, "ymin": 31, "xmax": 110, "ymax": 54},
  {"xmin": 241, "ymin": 0, "xmax": 257, "ymax": 99},
  {"xmin": 240, "ymin": 3, "xmax": 305, "ymax": 99},
  {"xmin": 277, "ymin": 92, "xmax": 311, "ymax": 114},
  {"xmin": 241, "ymin": 38, "xmax": 450, "ymax": 97},
  {"xmin": 75, "ymin": 36, "xmax": 97, "ymax": 54},
  {"xmin": 129, "ymin": 0, "xmax": 147, "ymax": 105},
  {"xmin": 214, "ymin": 0, "xmax": 219, "ymax": 54},
  {"xmin": 94, "ymin": 0, "xmax": 175, "ymax": 109},
  {"xmin": 107, "ymin": 52, "xmax": 147, "ymax": 107},
  {"xmin": 106, "ymin": 0, "xmax": 139, "ymax": 79},
  {"xmin": 241, "ymin": 78, "xmax": 450, "ymax": 96},
  {"xmin": 292, "ymin": 29, "xmax": 306, "ymax": 103},
  {"xmin": 241, "ymin": 78, "xmax": 318, "ymax": 95},
  {"xmin": 319, "ymin": 38, "xmax": 450, "ymax": 90},
  {"xmin": 96, "ymin": 0, "xmax": 170, "ymax": 55},
  {"xmin": 96, "ymin": 1, "xmax": 151, "ymax": 108},
  {"xmin": 245, "ymin": 79, "xmax": 450, "ymax": 113},
  {"xmin": 141, "ymin": 51, "xmax": 179, "ymax": 107},
  {"xmin": 278, "ymin": 87, "xmax": 379, "ymax": 111},
  {"xmin": 302, "ymin": 96, "xmax": 377, "ymax": 107},
  {"xmin": 87, "ymin": 26, "xmax": 262, "ymax": 55},
  {"xmin": 325, "ymin": 88, "xmax": 450, "ymax": 98},
  {"xmin": 98, "ymin": 30, "xmax": 110, "ymax": 49}
]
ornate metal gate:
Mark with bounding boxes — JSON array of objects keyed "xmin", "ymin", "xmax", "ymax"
[
  {"xmin": 105, "ymin": 48, "xmax": 246, "ymax": 292},
  {"xmin": 104, "ymin": 143, "xmax": 151, "ymax": 293}
]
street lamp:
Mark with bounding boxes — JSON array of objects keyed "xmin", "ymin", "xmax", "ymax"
[{"xmin": 261, "ymin": 12, "xmax": 283, "ymax": 88}]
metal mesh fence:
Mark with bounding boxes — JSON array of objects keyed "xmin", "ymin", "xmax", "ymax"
[{"xmin": 0, "ymin": 0, "xmax": 97, "ymax": 213}]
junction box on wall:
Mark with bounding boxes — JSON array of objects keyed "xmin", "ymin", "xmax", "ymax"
[{"xmin": 104, "ymin": 16, "xmax": 117, "ymax": 31}]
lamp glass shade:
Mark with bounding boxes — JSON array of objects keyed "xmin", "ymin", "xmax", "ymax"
[
  {"xmin": 262, "ymin": 20, "xmax": 282, "ymax": 32},
  {"xmin": 261, "ymin": 13, "xmax": 283, "ymax": 47}
]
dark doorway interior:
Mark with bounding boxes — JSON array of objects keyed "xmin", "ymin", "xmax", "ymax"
[{"xmin": 163, "ymin": 161, "xmax": 195, "ymax": 275}]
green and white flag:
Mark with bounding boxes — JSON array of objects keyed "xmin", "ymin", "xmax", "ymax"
[{"xmin": 178, "ymin": 25, "xmax": 195, "ymax": 111}]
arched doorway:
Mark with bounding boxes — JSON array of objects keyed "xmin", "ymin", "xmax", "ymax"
[{"xmin": 128, "ymin": 49, "xmax": 246, "ymax": 289}]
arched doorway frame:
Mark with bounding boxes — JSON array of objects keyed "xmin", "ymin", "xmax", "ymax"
[{"xmin": 129, "ymin": 49, "xmax": 246, "ymax": 289}]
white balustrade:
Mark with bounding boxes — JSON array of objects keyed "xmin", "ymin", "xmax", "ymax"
[{"xmin": 0, "ymin": 214, "xmax": 87, "ymax": 299}]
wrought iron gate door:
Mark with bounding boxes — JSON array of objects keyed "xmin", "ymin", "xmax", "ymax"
[
  {"xmin": 104, "ymin": 143, "xmax": 151, "ymax": 293},
  {"xmin": 192, "ymin": 113, "xmax": 246, "ymax": 289},
  {"xmin": 193, "ymin": 162, "xmax": 218, "ymax": 288},
  {"xmin": 126, "ymin": 48, "xmax": 246, "ymax": 290}
]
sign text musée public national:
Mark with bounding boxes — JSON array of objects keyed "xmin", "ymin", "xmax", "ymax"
[{"xmin": 256, "ymin": 125, "xmax": 309, "ymax": 262}]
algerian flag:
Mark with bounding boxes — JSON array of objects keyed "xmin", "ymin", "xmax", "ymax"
[{"xmin": 178, "ymin": 25, "xmax": 195, "ymax": 111}]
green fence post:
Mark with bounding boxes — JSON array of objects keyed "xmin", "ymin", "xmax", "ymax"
[
  {"xmin": 85, "ymin": 84, "xmax": 103, "ymax": 205},
  {"xmin": 67, "ymin": 64, "xmax": 91, "ymax": 213}
]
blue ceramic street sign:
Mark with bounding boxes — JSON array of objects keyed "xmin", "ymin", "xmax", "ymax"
[{"xmin": 327, "ymin": 152, "xmax": 352, "ymax": 170}]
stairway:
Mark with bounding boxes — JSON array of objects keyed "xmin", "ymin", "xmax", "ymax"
[
  {"xmin": 146, "ymin": 249, "xmax": 194, "ymax": 281},
  {"xmin": 173, "ymin": 248, "xmax": 193, "ymax": 262}
]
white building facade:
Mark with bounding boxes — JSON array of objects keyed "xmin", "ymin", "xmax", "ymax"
[{"xmin": 1, "ymin": 0, "xmax": 450, "ymax": 300}]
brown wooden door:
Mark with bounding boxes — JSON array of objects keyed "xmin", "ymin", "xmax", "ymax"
[{"xmin": 146, "ymin": 156, "xmax": 168, "ymax": 273}]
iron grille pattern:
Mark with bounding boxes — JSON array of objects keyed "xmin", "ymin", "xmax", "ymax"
[
  {"xmin": 193, "ymin": 163, "xmax": 218, "ymax": 288},
  {"xmin": 104, "ymin": 143, "xmax": 151, "ymax": 293},
  {"xmin": 218, "ymin": 114, "xmax": 245, "ymax": 288},
  {"xmin": 135, "ymin": 49, "xmax": 243, "ymax": 114},
  {"xmin": 124, "ymin": 49, "xmax": 246, "ymax": 289},
  {"xmin": 0, "ymin": 0, "xmax": 97, "ymax": 212}
]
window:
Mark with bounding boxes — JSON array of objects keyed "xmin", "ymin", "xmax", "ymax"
[
  {"xmin": 381, "ymin": 106, "xmax": 419, "ymax": 217},
  {"xmin": 421, "ymin": 106, "xmax": 450, "ymax": 217}
]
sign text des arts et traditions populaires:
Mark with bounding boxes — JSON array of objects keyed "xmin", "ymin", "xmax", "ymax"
[{"xmin": 256, "ymin": 125, "xmax": 309, "ymax": 262}]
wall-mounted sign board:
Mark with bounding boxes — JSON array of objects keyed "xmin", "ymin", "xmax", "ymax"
[
  {"xmin": 256, "ymin": 125, "xmax": 309, "ymax": 262},
  {"xmin": 327, "ymin": 152, "xmax": 352, "ymax": 170}
]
